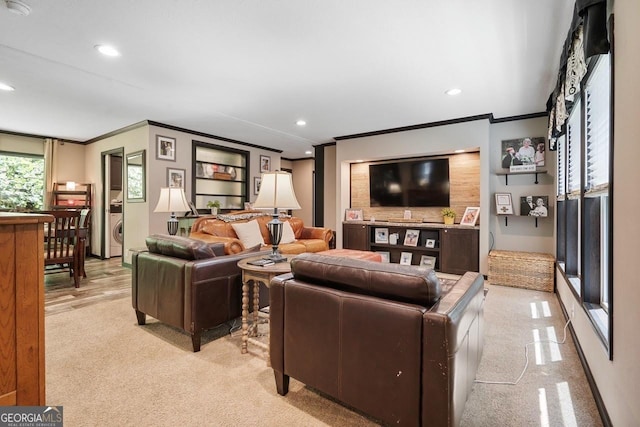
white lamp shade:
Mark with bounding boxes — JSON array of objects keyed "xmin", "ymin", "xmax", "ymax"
[
  {"xmin": 154, "ymin": 187, "xmax": 191, "ymax": 213},
  {"xmin": 253, "ymin": 171, "xmax": 301, "ymax": 210}
]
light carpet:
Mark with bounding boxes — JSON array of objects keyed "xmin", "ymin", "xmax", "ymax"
[{"xmin": 45, "ymin": 283, "xmax": 602, "ymax": 426}]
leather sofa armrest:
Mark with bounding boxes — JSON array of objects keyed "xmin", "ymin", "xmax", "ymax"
[
  {"xmin": 189, "ymin": 232, "xmax": 245, "ymax": 254},
  {"xmin": 299, "ymin": 226, "xmax": 332, "ymax": 244}
]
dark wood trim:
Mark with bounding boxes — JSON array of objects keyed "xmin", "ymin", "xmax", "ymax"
[
  {"xmin": 0, "ymin": 129, "xmax": 81, "ymax": 144},
  {"xmin": 314, "ymin": 145, "xmax": 325, "ymax": 227},
  {"xmin": 281, "ymin": 156, "xmax": 314, "ymax": 162},
  {"xmin": 607, "ymin": 13, "xmax": 615, "ymax": 362},
  {"xmin": 334, "ymin": 112, "xmax": 548, "ymax": 141},
  {"xmin": 556, "ymin": 294, "xmax": 613, "ymax": 427},
  {"xmin": 313, "ymin": 141, "xmax": 337, "ymax": 148}
]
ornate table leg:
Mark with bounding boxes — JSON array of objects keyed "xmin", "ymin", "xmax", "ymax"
[
  {"xmin": 241, "ymin": 279, "xmax": 249, "ymax": 354},
  {"xmin": 253, "ymin": 280, "xmax": 260, "ymax": 332}
]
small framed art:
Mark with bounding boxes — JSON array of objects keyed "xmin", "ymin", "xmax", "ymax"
[
  {"xmin": 460, "ymin": 207, "xmax": 480, "ymax": 226},
  {"xmin": 156, "ymin": 135, "xmax": 176, "ymax": 161},
  {"xmin": 260, "ymin": 155, "xmax": 271, "ymax": 173},
  {"xmin": 420, "ymin": 255, "xmax": 436, "ymax": 269},
  {"xmin": 403, "ymin": 229, "xmax": 419, "ymax": 246},
  {"xmin": 425, "ymin": 239, "xmax": 436, "ymax": 248},
  {"xmin": 377, "ymin": 251, "xmax": 390, "ymax": 263},
  {"xmin": 254, "ymin": 177, "xmax": 262, "ymax": 195},
  {"xmin": 375, "ymin": 228, "xmax": 389, "ymax": 244},
  {"xmin": 400, "ymin": 252, "xmax": 413, "ymax": 265},
  {"xmin": 495, "ymin": 193, "xmax": 514, "ymax": 215},
  {"xmin": 345, "ymin": 208, "xmax": 364, "ymax": 221},
  {"xmin": 167, "ymin": 168, "xmax": 185, "ymax": 189}
]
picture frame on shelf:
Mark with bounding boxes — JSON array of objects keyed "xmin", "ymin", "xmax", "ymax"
[
  {"xmin": 403, "ymin": 229, "xmax": 419, "ymax": 246},
  {"xmin": 167, "ymin": 168, "xmax": 185, "ymax": 189},
  {"xmin": 377, "ymin": 251, "xmax": 390, "ymax": 263},
  {"xmin": 460, "ymin": 207, "xmax": 480, "ymax": 226},
  {"xmin": 345, "ymin": 208, "xmax": 364, "ymax": 221},
  {"xmin": 374, "ymin": 228, "xmax": 389, "ymax": 244},
  {"xmin": 495, "ymin": 192, "xmax": 514, "ymax": 215},
  {"xmin": 500, "ymin": 136, "xmax": 545, "ymax": 168},
  {"xmin": 400, "ymin": 252, "xmax": 412, "ymax": 265},
  {"xmin": 521, "ymin": 195, "xmax": 549, "ymax": 217},
  {"xmin": 254, "ymin": 177, "xmax": 262, "ymax": 195},
  {"xmin": 156, "ymin": 135, "xmax": 176, "ymax": 161},
  {"xmin": 425, "ymin": 238, "xmax": 436, "ymax": 248},
  {"xmin": 420, "ymin": 255, "xmax": 436, "ymax": 269},
  {"xmin": 260, "ymin": 155, "xmax": 271, "ymax": 173}
]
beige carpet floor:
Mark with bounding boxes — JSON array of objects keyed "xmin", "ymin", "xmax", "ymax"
[{"xmin": 45, "ymin": 282, "xmax": 602, "ymax": 426}]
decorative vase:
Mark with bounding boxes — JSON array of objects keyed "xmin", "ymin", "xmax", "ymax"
[
  {"xmin": 443, "ymin": 216, "xmax": 454, "ymax": 225},
  {"xmin": 210, "ymin": 207, "xmax": 218, "ymax": 216}
]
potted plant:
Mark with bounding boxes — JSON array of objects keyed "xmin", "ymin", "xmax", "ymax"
[
  {"xmin": 441, "ymin": 207, "xmax": 456, "ymax": 225},
  {"xmin": 206, "ymin": 200, "xmax": 221, "ymax": 215}
]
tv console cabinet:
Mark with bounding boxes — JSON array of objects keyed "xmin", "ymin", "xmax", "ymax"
[{"xmin": 343, "ymin": 221, "xmax": 479, "ymax": 275}]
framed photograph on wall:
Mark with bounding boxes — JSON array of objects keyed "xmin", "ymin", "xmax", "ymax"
[
  {"xmin": 167, "ymin": 168, "xmax": 185, "ymax": 189},
  {"xmin": 400, "ymin": 252, "xmax": 412, "ymax": 265},
  {"xmin": 500, "ymin": 136, "xmax": 545, "ymax": 168},
  {"xmin": 403, "ymin": 229, "xmax": 419, "ymax": 246},
  {"xmin": 156, "ymin": 135, "xmax": 176, "ymax": 161},
  {"xmin": 254, "ymin": 177, "xmax": 262, "ymax": 195},
  {"xmin": 521, "ymin": 195, "xmax": 549, "ymax": 217},
  {"xmin": 374, "ymin": 228, "xmax": 389, "ymax": 244},
  {"xmin": 345, "ymin": 208, "xmax": 364, "ymax": 221},
  {"xmin": 495, "ymin": 192, "xmax": 514, "ymax": 215},
  {"xmin": 460, "ymin": 207, "xmax": 480, "ymax": 226},
  {"xmin": 260, "ymin": 155, "xmax": 271, "ymax": 173}
]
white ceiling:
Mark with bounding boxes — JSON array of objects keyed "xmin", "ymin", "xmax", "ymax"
[{"xmin": 0, "ymin": 0, "xmax": 574, "ymax": 158}]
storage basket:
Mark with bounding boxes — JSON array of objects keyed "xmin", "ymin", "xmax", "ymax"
[{"xmin": 488, "ymin": 250, "xmax": 555, "ymax": 292}]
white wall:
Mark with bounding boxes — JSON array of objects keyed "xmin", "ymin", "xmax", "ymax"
[
  {"xmin": 555, "ymin": 1, "xmax": 640, "ymax": 425},
  {"xmin": 489, "ymin": 117, "xmax": 556, "ymax": 254},
  {"xmin": 55, "ymin": 142, "xmax": 86, "ymax": 184}
]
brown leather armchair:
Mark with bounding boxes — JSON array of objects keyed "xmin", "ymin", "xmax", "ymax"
[
  {"xmin": 270, "ymin": 253, "xmax": 486, "ymax": 427},
  {"xmin": 132, "ymin": 234, "xmax": 268, "ymax": 351}
]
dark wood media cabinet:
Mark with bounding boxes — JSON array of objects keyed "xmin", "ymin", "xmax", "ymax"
[{"xmin": 343, "ymin": 221, "xmax": 479, "ymax": 275}]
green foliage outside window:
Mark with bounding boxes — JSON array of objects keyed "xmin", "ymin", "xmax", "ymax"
[{"xmin": 0, "ymin": 154, "xmax": 45, "ymax": 211}]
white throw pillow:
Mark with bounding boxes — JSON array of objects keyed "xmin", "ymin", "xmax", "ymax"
[
  {"xmin": 231, "ymin": 220, "xmax": 265, "ymax": 249},
  {"xmin": 280, "ymin": 221, "xmax": 296, "ymax": 244}
]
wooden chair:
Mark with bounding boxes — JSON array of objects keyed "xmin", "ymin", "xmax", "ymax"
[{"xmin": 43, "ymin": 210, "xmax": 82, "ymax": 287}]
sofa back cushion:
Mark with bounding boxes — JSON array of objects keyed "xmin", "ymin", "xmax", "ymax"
[
  {"xmin": 290, "ymin": 253, "xmax": 441, "ymax": 306},
  {"xmin": 145, "ymin": 234, "xmax": 219, "ymax": 260}
]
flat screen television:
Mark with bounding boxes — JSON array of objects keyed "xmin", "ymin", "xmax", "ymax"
[{"xmin": 369, "ymin": 158, "xmax": 450, "ymax": 207}]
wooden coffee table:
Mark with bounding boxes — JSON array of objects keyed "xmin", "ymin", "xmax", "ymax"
[{"xmin": 237, "ymin": 256, "xmax": 292, "ymax": 355}]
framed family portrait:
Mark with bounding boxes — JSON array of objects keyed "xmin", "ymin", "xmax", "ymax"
[
  {"xmin": 403, "ymin": 229, "xmax": 419, "ymax": 246},
  {"xmin": 375, "ymin": 228, "xmax": 389, "ymax": 244},
  {"xmin": 495, "ymin": 193, "xmax": 514, "ymax": 215},
  {"xmin": 167, "ymin": 168, "xmax": 185, "ymax": 189},
  {"xmin": 460, "ymin": 207, "xmax": 480, "ymax": 226},
  {"xmin": 345, "ymin": 208, "xmax": 364, "ymax": 221},
  {"xmin": 520, "ymin": 195, "xmax": 549, "ymax": 217},
  {"xmin": 254, "ymin": 177, "xmax": 262, "ymax": 195},
  {"xmin": 156, "ymin": 135, "xmax": 176, "ymax": 161},
  {"xmin": 260, "ymin": 155, "xmax": 271, "ymax": 173},
  {"xmin": 500, "ymin": 136, "xmax": 545, "ymax": 168}
]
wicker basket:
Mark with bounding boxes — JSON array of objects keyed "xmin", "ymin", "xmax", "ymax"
[{"xmin": 488, "ymin": 250, "xmax": 555, "ymax": 292}]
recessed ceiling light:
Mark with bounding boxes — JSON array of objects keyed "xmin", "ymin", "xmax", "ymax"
[
  {"xmin": 445, "ymin": 88, "xmax": 462, "ymax": 96},
  {"xmin": 305, "ymin": 150, "xmax": 312, "ymax": 155},
  {"xmin": 454, "ymin": 149, "xmax": 465, "ymax": 153},
  {"xmin": 296, "ymin": 120, "xmax": 306, "ymax": 126},
  {"xmin": 0, "ymin": 82, "xmax": 15, "ymax": 91},
  {"xmin": 354, "ymin": 160, "xmax": 364, "ymax": 163},
  {"xmin": 95, "ymin": 44, "xmax": 120, "ymax": 57}
]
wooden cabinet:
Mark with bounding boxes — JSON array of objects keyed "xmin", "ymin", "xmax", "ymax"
[
  {"xmin": 440, "ymin": 228, "xmax": 479, "ymax": 275},
  {"xmin": 343, "ymin": 221, "xmax": 479, "ymax": 275},
  {"xmin": 0, "ymin": 213, "xmax": 51, "ymax": 406},
  {"xmin": 51, "ymin": 182, "xmax": 92, "ymax": 210},
  {"xmin": 343, "ymin": 223, "xmax": 369, "ymax": 251}
]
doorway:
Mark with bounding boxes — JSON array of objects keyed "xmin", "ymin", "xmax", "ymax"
[{"xmin": 101, "ymin": 148, "xmax": 124, "ymax": 260}]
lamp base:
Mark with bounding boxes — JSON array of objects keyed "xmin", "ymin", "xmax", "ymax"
[
  {"xmin": 167, "ymin": 217, "xmax": 179, "ymax": 235},
  {"xmin": 265, "ymin": 252, "xmax": 288, "ymax": 263}
]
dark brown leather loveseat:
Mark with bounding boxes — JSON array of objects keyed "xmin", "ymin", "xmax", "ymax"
[
  {"xmin": 132, "ymin": 234, "xmax": 267, "ymax": 351},
  {"xmin": 270, "ymin": 253, "xmax": 486, "ymax": 427}
]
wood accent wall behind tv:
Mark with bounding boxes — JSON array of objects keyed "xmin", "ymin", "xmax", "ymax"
[{"xmin": 350, "ymin": 152, "xmax": 480, "ymax": 223}]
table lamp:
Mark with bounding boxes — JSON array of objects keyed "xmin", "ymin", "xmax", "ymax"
[
  {"xmin": 154, "ymin": 187, "xmax": 191, "ymax": 235},
  {"xmin": 252, "ymin": 171, "xmax": 301, "ymax": 262}
]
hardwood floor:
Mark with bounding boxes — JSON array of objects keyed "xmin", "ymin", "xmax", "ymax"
[{"xmin": 44, "ymin": 257, "xmax": 131, "ymax": 316}]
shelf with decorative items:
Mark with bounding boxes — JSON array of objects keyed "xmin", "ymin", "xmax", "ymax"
[
  {"xmin": 192, "ymin": 142, "xmax": 249, "ymax": 212},
  {"xmin": 495, "ymin": 168, "xmax": 548, "ymax": 185},
  {"xmin": 51, "ymin": 182, "xmax": 92, "ymax": 209}
]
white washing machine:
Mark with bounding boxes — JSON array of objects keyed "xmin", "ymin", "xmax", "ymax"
[{"xmin": 110, "ymin": 213, "xmax": 123, "ymax": 257}]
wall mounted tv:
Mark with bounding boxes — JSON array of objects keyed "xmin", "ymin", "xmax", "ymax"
[{"xmin": 369, "ymin": 158, "xmax": 450, "ymax": 207}]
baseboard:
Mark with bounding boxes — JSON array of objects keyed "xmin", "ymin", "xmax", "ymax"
[{"xmin": 556, "ymin": 294, "xmax": 613, "ymax": 427}]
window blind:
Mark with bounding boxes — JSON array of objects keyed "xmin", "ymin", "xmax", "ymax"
[
  {"xmin": 557, "ymin": 135, "xmax": 566, "ymax": 198},
  {"xmin": 567, "ymin": 99, "xmax": 582, "ymax": 196},
  {"xmin": 585, "ymin": 55, "xmax": 610, "ymax": 193}
]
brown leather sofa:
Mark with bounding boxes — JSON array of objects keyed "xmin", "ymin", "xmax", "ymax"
[
  {"xmin": 270, "ymin": 253, "xmax": 486, "ymax": 427},
  {"xmin": 189, "ymin": 212, "xmax": 331, "ymax": 255},
  {"xmin": 132, "ymin": 234, "xmax": 268, "ymax": 352}
]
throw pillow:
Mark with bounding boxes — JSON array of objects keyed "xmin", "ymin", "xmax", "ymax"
[
  {"xmin": 231, "ymin": 220, "xmax": 265, "ymax": 249},
  {"xmin": 280, "ymin": 221, "xmax": 296, "ymax": 244}
]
